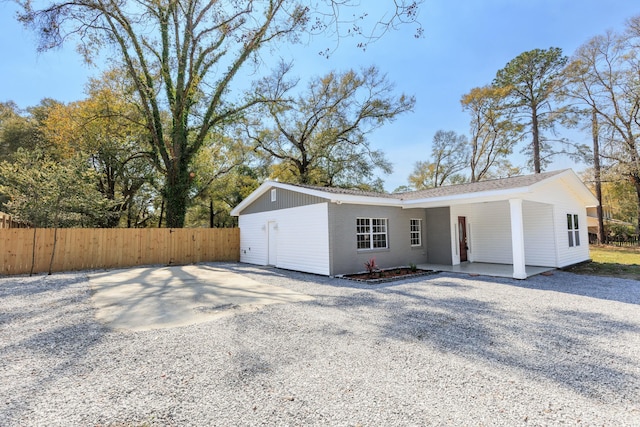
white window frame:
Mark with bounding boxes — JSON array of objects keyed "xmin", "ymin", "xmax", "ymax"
[
  {"xmin": 410, "ymin": 218, "xmax": 422, "ymax": 247},
  {"xmin": 271, "ymin": 189, "xmax": 277, "ymax": 202},
  {"xmin": 356, "ymin": 218, "xmax": 388, "ymax": 250},
  {"xmin": 567, "ymin": 213, "xmax": 580, "ymax": 247}
]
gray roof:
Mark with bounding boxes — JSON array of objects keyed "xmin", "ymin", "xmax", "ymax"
[
  {"xmin": 231, "ymin": 169, "xmax": 594, "ymax": 217},
  {"xmin": 286, "ymin": 170, "xmax": 569, "ymax": 200},
  {"xmin": 286, "ymin": 183, "xmax": 398, "ymax": 198},
  {"xmin": 396, "ymin": 169, "xmax": 569, "ymax": 200}
]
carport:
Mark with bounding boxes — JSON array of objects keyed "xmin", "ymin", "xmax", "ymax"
[
  {"xmin": 408, "ymin": 199, "xmax": 560, "ymax": 279},
  {"xmin": 401, "ymin": 171, "xmax": 598, "ymax": 279}
]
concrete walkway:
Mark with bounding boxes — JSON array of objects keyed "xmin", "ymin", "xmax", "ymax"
[
  {"xmin": 89, "ymin": 264, "xmax": 314, "ymax": 331},
  {"xmin": 418, "ymin": 262, "xmax": 555, "ymax": 279}
]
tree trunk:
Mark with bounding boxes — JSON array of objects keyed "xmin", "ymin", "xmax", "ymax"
[
  {"xmin": 160, "ymin": 125, "xmax": 193, "ymax": 228},
  {"xmin": 158, "ymin": 198, "xmax": 165, "ymax": 228},
  {"xmin": 164, "ymin": 185, "xmax": 188, "ymax": 228},
  {"xmin": 470, "ymin": 157, "xmax": 477, "ymax": 182},
  {"xmin": 633, "ymin": 175, "xmax": 640, "ymax": 236},
  {"xmin": 29, "ymin": 227, "xmax": 37, "ymax": 277},
  {"xmin": 532, "ymin": 108, "xmax": 541, "ymax": 173},
  {"xmin": 209, "ymin": 199, "xmax": 214, "ymax": 228},
  {"xmin": 163, "ymin": 161, "xmax": 190, "ymax": 228},
  {"xmin": 48, "ymin": 227, "xmax": 58, "ymax": 275},
  {"xmin": 592, "ymin": 110, "xmax": 605, "ymax": 244},
  {"xmin": 127, "ymin": 206, "xmax": 133, "ymax": 228}
]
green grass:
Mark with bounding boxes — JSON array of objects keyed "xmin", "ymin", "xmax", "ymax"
[
  {"xmin": 590, "ymin": 245, "xmax": 640, "ymax": 264},
  {"xmin": 567, "ymin": 245, "xmax": 640, "ymax": 280}
]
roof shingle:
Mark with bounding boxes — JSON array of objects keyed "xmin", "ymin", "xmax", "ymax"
[
  {"xmin": 284, "ymin": 170, "xmax": 569, "ymax": 200},
  {"xmin": 396, "ymin": 169, "xmax": 568, "ymax": 200}
]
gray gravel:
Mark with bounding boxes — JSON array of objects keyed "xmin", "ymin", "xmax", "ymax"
[{"xmin": 1, "ymin": 264, "xmax": 640, "ymax": 426}]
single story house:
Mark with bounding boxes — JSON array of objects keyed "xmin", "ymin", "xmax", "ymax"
[{"xmin": 230, "ymin": 169, "xmax": 598, "ymax": 279}]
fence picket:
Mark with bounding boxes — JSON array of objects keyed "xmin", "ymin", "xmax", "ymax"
[{"xmin": 0, "ymin": 228, "xmax": 240, "ymax": 275}]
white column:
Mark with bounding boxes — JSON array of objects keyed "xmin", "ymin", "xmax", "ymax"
[{"xmin": 509, "ymin": 199, "xmax": 527, "ymax": 279}]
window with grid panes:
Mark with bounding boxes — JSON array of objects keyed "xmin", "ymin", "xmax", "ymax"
[
  {"xmin": 356, "ymin": 218, "xmax": 388, "ymax": 250},
  {"xmin": 567, "ymin": 214, "xmax": 580, "ymax": 247},
  {"xmin": 410, "ymin": 219, "xmax": 422, "ymax": 246}
]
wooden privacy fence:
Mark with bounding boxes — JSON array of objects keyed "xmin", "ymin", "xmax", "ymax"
[{"xmin": 0, "ymin": 227, "xmax": 240, "ymax": 275}]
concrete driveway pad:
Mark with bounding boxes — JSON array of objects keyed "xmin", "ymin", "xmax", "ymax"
[{"xmin": 89, "ymin": 264, "xmax": 313, "ymax": 331}]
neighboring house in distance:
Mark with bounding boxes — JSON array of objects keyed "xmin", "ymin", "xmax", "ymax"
[
  {"xmin": 230, "ymin": 169, "xmax": 598, "ymax": 279},
  {"xmin": 586, "ymin": 206, "xmax": 635, "ymax": 242},
  {"xmin": 0, "ymin": 211, "xmax": 30, "ymax": 229}
]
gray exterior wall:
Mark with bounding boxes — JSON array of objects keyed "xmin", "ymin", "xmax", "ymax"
[
  {"xmin": 328, "ymin": 204, "xmax": 427, "ymax": 276},
  {"xmin": 425, "ymin": 207, "xmax": 452, "ymax": 264},
  {"xmin": 239, "ymin": 187, "xmax": 329, "ymax": 215}
]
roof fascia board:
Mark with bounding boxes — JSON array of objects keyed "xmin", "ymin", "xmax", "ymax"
[
  {"xmin": 528, "ymin": 169, "xmax": 598, "ymax": 206},
  {"xmin": 328, "ymin": 194, "xmax": 402, "ymax": 206},
  {"xmin": 561, "ymin": 170, "xmax": 600, "ymax": 205},
  {"xmin": 266, "ymin": 182, "xmax": 400, "ymax": 206},
  {"xmin": 230, "ymin": 181, "xmax": 271, "ymax": 216}
]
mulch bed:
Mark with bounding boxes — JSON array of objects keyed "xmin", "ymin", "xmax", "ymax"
[{"xmin": 339, "ymin": 267, "xmax": 437, "ymax": 284}]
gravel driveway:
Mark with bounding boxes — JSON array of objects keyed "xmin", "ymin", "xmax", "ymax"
[{"xmin": 1, "ymin": 264, "xmax": 639, "ymax": 426}]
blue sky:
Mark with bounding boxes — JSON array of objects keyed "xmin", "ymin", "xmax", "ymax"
[{"xmin": 1, "ymin": 1, "xmax": 639, "ymax": 191}]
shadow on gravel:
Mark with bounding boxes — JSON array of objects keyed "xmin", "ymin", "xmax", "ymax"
[
  {"xmin": 0, "ymin": 274, "xmax": 106, "ymax": 426},
  {"xmin": 469, "ymin": 271, "xmax": 640, "ymax": 305},
  {"xmin": 152, "ymin": 264, "xmax": 640, "ymax": 402},
  {"xmin": 221, "ymin": 262, "xmax": 445, "ymax": 292},
  {"xmin": 380, "ymin": 285, "xmax": 640, "ymax": 401},
  {"xmin": 0, "ymin": 273, "xmax": 89, "ymax": 298}
]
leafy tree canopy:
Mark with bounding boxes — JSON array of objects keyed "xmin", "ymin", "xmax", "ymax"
[
  {"xmin": 42, "ymin": 69, "xmax": 158, "ymax": 226},
  {"xmin": 408, "ymin": 130, "xmax": 469, "ymax": 189},
  {"xmin": 493, "ymin": 47, "xmax": 581, "ymax": 173},
  {"xmin": 0, "ymin": 149, "xmax": 115, "ymax": 227},
  {"xmin": 461, "ymin": 85, "xmax": 522, "ymax": 182},
  {"xmin": 246, "ymin": 63, "xmax": 414, "ymax": 189},
  {"xmin": 564, "ymin": 15, "xmax": 640, "ymax": 233},
  {"xmin": 16, "ymin": 0, "xmax": 423, "ymax": 227}
]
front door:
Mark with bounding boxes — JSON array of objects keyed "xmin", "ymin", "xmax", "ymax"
[
  {"xmin": 267, "ymin": 221, "xmax": 277, "ymax": 266},
  {"xmin": 458, "ymin": 216, "xmax": 468, "ymax": 262}
]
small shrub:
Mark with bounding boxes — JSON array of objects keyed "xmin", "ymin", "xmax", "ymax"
[
  {"xmin": 606, "ymin": 223, "xmax": 636, "ymax": 239},
  {"xmin": 364, "ymin": 258, "xmax": 378, "ymax": 275},
  {"xmin": 409, "ymin": 263, "xmax": 417, "ymax": 272}
]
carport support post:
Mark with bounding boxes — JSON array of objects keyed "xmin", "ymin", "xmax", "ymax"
[{"xmin": 509, "ymin": 198, "xmax": 527, "ymax": 279}]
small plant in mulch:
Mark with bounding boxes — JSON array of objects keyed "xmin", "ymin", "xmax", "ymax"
[
  {"xmin": 341, "ymin": 264, "xmax": 436, "ymax": 283},
  {"xmin": 364, "ymin": 257, "xmax": 379, "ymax": 277}
]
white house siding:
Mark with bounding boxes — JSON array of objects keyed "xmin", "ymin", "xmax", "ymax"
[
  {"xmin": 238, "ymin": 203, "xmax": 330, "ymax": 275},
  {"xmin": 238, "ymin": 213, "xmax": 269, "ymax": 266},
  {"xmin": 527, "ymin": 180, "xmax": 591, "ymax": 267},
  {"xmin": 522, "ymin": 201, "xmax": 556, "ymax": 267},
  {"xmin": 452, "ymin": 202, "xmax": 513, "ymax": 265},
  {"xmin": 450, "ymin": 197, "xmax": 582, "ymax": 268}
]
